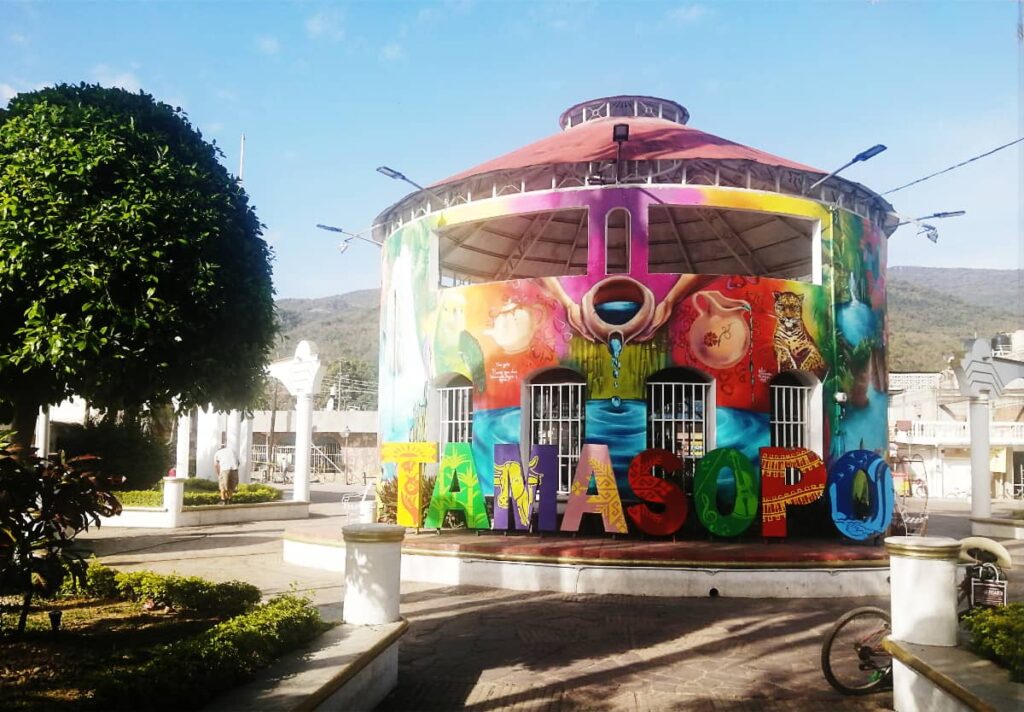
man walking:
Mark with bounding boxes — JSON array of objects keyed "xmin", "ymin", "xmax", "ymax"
[{"xmin": 213, "ymin": 437, "xmax": 239, "ymax": 504}]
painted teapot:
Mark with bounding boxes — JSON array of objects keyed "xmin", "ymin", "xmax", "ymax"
[{"xmin": 688, "ymin": 291, "xmax": 751, "ymax": 369}]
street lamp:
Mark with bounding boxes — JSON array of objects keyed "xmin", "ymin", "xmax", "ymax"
[
  {"xmin": 376, "ymin": 165, "xmax": 447, "ymax": 205},
  {"xmin": 895, "ymin": 210, "xmax": 966, "ymax": 243},
  {"xmin": 315, "ymin": 224, "xmax": 383, "ymax": 253},
  {"xmin": 612, "ymin": 123, "xmax": 629, "ymax": 183},
  {"xmin": 806, "ymin": 144, "xmax": 888, "ymax": 192}
]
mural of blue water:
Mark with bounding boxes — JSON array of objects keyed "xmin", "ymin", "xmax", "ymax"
[
  {"xmin": 834, "ymin": 385, "xmax": 888, "ymax": 458},
  {"xmin": 595, "ymin": 300, "xmax": 641, "ymax": 325},
  {"xmin": 837, "ymin": 274, "xmax": 878, "ymax": 347},
  {"xmin": 585, "ymin": 398, "xmax": 647, "ymax": 495},
  {"xmin": 716, "ymin": 407, "xmax": 771, "ymax": 463},
  {"xmin": 472, "ymin": 406, "xmax": 522, "ymax": 494}
]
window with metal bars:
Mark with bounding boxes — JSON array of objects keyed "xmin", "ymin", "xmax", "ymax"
[
  {"xmin": 529, "ymin": 370, "xmax": 586, "ymax": 494},
  {"xmin": 770, "ymin": 374, "xmax": 813, "ymax": 485},
  {"xmin": 646, "ymin": 371, "xmax": 711, "ymax": 491},
  {"xmin": 438, "ymin": 376, "xmax": 473, "ymax": 451}
]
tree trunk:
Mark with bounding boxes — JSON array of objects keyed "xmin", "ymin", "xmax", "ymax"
[
  {"xmin": 10, "ymin": 399, "xmax": 39, "ymax": 454},
  {"xmin": 16, "ymin": 589, "xmax": 33, "ymax": 636}
]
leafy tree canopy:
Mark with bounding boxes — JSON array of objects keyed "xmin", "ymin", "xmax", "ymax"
[{"xmin": 0, "ymin": 84, "xmax": 276, "ymax": 441}]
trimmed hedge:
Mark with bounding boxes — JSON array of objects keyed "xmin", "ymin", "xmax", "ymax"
[
  {"xmin": 64, "ymin": 560, "xmax": 260, "ymax": 616},
  {"xmin": 96, "ymin": 593, "xmax": 328, "ymax": 710},
  {"xmin": 113, "ymin": 481, "xmax": 282, "ymax": 508},
  {"xmin": 962, "ymin": 603, "xmax": 1024, "ymax": 682}
]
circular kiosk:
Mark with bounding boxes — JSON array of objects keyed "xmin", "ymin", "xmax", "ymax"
[{"xmin": 373, "ymin": 96, "xmax": 897, "ymax": 598}]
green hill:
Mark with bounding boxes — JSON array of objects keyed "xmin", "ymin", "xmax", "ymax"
[{"xmin": 275, "ymin": 267, "xmax": 1022, "ymax": 374}]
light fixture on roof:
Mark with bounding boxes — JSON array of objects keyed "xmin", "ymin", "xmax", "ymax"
[
  {"xmin": 806, "ymin": 144, "xmax": 887, "ymax": 193},
  {"xmin": 613, "ymin": 123, "xmax": 630, "ymax": 183},
  {"xmin": 894, "ymin": 210, "xmax": 965, "ymax": 243}
]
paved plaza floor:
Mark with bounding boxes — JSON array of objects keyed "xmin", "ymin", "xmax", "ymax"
[{"xmin": 77, "ymin": 487, "xmax": 1022, "ymax": 711}]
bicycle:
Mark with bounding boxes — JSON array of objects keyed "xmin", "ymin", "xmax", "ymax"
[{"xmin": 820, "ymin": 606, "xmax": 893, "ymax": 695}]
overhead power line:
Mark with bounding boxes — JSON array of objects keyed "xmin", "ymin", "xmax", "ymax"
[{"xmin": 882, "ymin": 136, "xmax": 1024, "ymax": 196}]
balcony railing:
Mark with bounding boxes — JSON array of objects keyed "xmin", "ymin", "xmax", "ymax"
[{"xmin": 893, "ymin": 421, "xmax": 1024, "ymax": 446}]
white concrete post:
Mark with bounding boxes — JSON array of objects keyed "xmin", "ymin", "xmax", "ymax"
[
  {"xmin": 195, "ymin": 405, "xmax": 220, "ymax": 480},
  {"xmin": 175, "ymin": 411, "xmax": 191, "ymax": 479},
  {"xmin": 968, "ymin": 393, "xmax": 991, "ymax": 520},
  {"xmin": 342, "ymin": 524, "xmax": 405, "ymax": 625},
  {"xmin": 163, "ymin": 477, "xmax": 186, "ymax": 528},
  {"xmin": 33, "ymin": 407, "xmax": 51, "ymax": 456},
  {"xmin": 267, "ymin": 341, "xmax": 323, "ymax": 504},
  {"xmin": 238, "ymin": 415, "xmax": 253, "ymax": 484},
  {"xmin": 293, "ymin": 393, "xmax": 313, "ymax": 502},
  {"xmin": 885, "ymin": 536, "xmax": 961, "ymax": 646}
]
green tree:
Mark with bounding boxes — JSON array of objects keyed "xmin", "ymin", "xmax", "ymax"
[
  {"xmin": 319, "ymin": 357, "xmax": 377, "ymax": 410},
  {"xmin": 0, "ymin": 84, "xmax": 276, "ymax": 446}
]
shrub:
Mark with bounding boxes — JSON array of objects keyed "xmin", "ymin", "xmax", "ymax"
[
  {"xmin": 0, "ymin": 447, "xmax": 121, "ymax": 635},
  {"xmin": 962, "ymin": 603, "xmax": 1024, "ymax": 682},
  {"xmin": 114, "ymin": 570, "xmax": 261, "ymax": 616},
  {"xmin": 112, "ymin": 482, "xmax": 282, "ymax": 509},
  {"xmin": 55, "ymin": 420, "xmax": 171, "ymax": 491},
  {"xmin": 113, "ymin": 490, "xmax": 163, "ymax": 508},
  {"xmin": 59, "ymin": 556, "xmax": 119, "ymax": 598},
  {"xmin": 97, "ymin": 594, "xmax": 328, "ymax": 710}
]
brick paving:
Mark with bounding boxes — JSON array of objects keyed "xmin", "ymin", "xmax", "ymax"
[
  {"xmin": 78, "ymin": 490, "xmax": 1022, "ymax": 711},
  {"xmin": 379, "ymin": 585, "xmax": 892, "ymax": 711}
]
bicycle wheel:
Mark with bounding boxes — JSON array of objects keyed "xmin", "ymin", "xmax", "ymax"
[{"xmin": 821, "ymin": 606, "xmax": 893, "ymax": 695}]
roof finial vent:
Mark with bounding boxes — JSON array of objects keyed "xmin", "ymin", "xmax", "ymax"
[{"xmin": 558, "ymin": 95, "xmax": 690, "ymax": 131}]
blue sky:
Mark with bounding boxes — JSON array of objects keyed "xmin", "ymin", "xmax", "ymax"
[{"xmin": 2, "ymin": 0, "xmax": 1020, "ymax": 299}]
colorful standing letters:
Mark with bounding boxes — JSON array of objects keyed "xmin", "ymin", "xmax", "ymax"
[
  {"xmin": 828, "ymin": 450, "xmax": 894, "ymax": 541},
  {"xmin": 382, "ymin": 442, "xmax": 893, "ymax": 540},
  {"xmin": 559, "ymin": 444, "xmax": 628, "ymax": 534},
  {"xmin": 380, "ymin": 441, "xmax": 438, "ymax": 527},
  {"xmin": 424, "ymin": 442, "xmax": 491, "ymax": 529},
  {"xmin": 759, "ymin": 447, "xmax": 827, "ymax": 538},
  {"xmin": 693, "ymin": 448, "xmax": 759, "ymax": 537},
  {"xmin": 492, "ymin": 444, "xmax": 558, "ymax": 531}
]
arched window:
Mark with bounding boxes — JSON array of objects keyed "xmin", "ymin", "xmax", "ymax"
[
  {"xmin": 770, "ymin": 371, "xmax": 821, "ymax": 485},
  {"xmin": 438, "ymin": 374, "xmax": 473, "ymax": 451},
  {"xmin": 527, "ymin": 368, "xmax": 586, "ymax": 494},
  {"xmin": 605, "ymin": 208, "xmax": 630, "ymax": 274},
  {"xmin": 646, "ymin": 368, "xmax": 714, "ymax": 483}
]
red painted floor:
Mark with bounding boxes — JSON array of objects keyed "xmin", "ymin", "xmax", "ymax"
[{"xmin": 288, "ymin": 526, "xmax": 889, "ymax": 568}]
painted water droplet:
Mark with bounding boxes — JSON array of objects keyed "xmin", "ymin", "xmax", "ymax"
[
  {"xmin": 611, "ymin": 395, "xmax": 622, "ymax": 409},
  {"xmin": 608, "ymin": 332, "xmax": 624, "ymax": 388}
]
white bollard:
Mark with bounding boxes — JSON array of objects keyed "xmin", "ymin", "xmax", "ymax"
[
  {"xmin": 359, "ymin": 498, "xmax": 377, "ymax": 523},
  {"xmin": 163, "ymin": 477, "xmax": 186, "ymax": 528},
  {"xmin": 885, "ymin": 536, "xmax": 961, "ymax": 646},
  {"xmin": 342, "ymin": 524, "xmax": 405, "ymax": 625}
]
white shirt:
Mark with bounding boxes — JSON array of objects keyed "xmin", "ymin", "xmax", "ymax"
[{"xmin": 214, "ymin": 446, "xmax": 239, "ymax": 471}]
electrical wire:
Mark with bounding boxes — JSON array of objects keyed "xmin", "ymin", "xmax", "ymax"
[{"xmin": 882, "ymin": 136, "xmax": 1024, "ymax": 196}]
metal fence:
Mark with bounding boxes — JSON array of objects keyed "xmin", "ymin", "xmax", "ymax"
[{"xmin": 249, "ymin": 442, "xmax": 351, "ymax": 483}]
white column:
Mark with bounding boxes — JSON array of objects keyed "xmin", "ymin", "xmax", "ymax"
[
  {"xmin": 238, "ymin": 415, "xmax": 253, "ymax": 484},
  {"xmin": 342, "ymin": 524, "xmax": 405, "ymax": 625},
  {"xmin": 969, "ymin": 393, "xmax": 991, "ymax": 521},
  {"xmin": 293, "ymin": 393, "xmax": 313, "ymax": 502},
  {"xmin": 163, "ymin": 477, "xmax": 186, "ymax": 527},
  {"xmin": 175, "ymin": 411, "xmax": 191, "ymax": 478},
  {"xmin": 33, "ymin": 407, "xmax": 51, "ymax": 456},
  {"xmin": 226, "ymin": 409, "xmax": 242, "ymax": 460},
  {"xmin": 885, "ymin": 536, "xmax": 961, "ymax": 646},
  {"xmin": 195, "ymin": 405, "xmax": 220, "ymax": 480}
]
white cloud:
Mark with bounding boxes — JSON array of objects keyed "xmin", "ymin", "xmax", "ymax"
[
  {"xmin": 91, "ymin": 64, "xmax": 141, "ymax": 92},
  {"xmin": 305, "ymin": 9, "xmax": 345, "ymax": 41},
  {"xmin": 380, "ymin": 42, "xmax": 405, "ymax": 62},
  {"xmin": 667, "ymin": 4, "xmax": 708, "ymax": 24},
  {"xmin": 255, "ymin": 35, "xmax": 280, "ymax": 55},
  {"xmin": 0, "ymin": 83, "xmax": 18, "ymax": 106},
  {"xmin": 9, "ymin": 33, "xmax": 28, "ymax": 45}
]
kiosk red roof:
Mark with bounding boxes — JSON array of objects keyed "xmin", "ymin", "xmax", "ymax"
[{"xmin": 435, "ymin": 117, "xmax": 822, "ymax": 186}]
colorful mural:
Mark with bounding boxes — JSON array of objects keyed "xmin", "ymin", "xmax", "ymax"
[{"xmin": 378, "ymin": 185, "xmax": 890, "ymax": 539}]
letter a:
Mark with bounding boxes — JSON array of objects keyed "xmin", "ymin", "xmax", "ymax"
[{"xmin": 561, "ymin": 444, "xmax": 627, "ymax": 534}]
